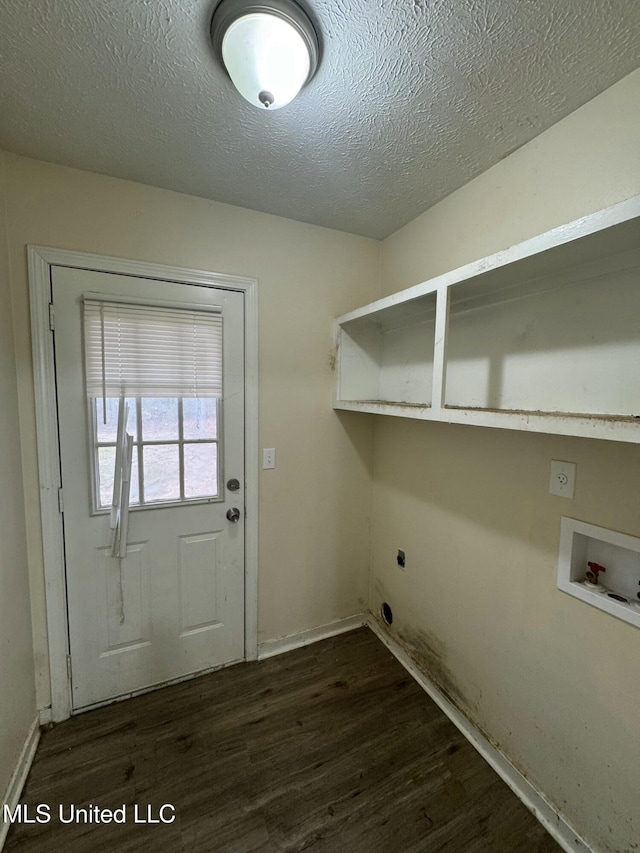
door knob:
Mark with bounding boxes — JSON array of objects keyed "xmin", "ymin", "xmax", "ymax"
[{"xmin": 226, "ymin": 507, "xmax": 241, "ymax": 523}]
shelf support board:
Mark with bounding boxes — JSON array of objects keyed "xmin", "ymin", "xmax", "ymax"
[{"xmin": 431, "ymin": 285, "xmax": 449, "ymax": 414}]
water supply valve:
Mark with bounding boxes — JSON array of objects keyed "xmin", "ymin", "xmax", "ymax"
[{"xmin": 586, "ymin": 561, "xmax": 607, "ymax": 587}]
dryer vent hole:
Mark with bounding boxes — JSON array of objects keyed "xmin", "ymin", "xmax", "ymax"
[{"xmin": 381, "ymin": 602, "xmax": 393, "ymax": 625}]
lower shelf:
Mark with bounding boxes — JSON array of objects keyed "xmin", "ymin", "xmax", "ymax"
[{"xmin": 333, "ymin": 400, "xmax": 640, "ymax": 443}]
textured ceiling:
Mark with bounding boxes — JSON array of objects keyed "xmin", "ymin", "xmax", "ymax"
[{"xmin": 1, "ymin": 0, "xmax": 639, "ymax": 239}]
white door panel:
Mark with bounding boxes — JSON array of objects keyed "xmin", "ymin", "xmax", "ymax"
[{"xmin": 52, "ymin": 266, "xmax": 245, "ymax": 710}]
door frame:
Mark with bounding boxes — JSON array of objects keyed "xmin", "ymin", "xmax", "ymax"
[{"xmin": 28, "ymin": 245, "xmax": 259, "ymax": 722}]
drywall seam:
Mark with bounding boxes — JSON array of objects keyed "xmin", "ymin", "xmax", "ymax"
[
  {"xmin": 0, "ymin": 715, "xmax": 40, "ymax": 852},
  {"xmin": 366, "ymin": 616, "xmax": 592, "ymax": 853}
]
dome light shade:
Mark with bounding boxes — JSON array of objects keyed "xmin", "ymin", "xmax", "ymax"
[
  {"xmin": 211, "ymin": 0, "xmax": 320, "ymax": 111},
  {"xmin": 222, "ymin": 14, "xmax": 309, "ymax": 109}
]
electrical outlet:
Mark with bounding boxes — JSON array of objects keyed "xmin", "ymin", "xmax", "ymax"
[{"xmin": 549, "ymin": 460, "xmax": 576, "ymax": 499}]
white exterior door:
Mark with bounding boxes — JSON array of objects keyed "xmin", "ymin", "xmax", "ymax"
[{"xmin": 52, "ymin": 266, "xmax": 245, "ymax": 711}]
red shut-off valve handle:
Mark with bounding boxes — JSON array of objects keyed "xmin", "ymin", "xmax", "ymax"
[{"xmin": 587, "ymin": 562, "xmax": 606, "ymax": 580}]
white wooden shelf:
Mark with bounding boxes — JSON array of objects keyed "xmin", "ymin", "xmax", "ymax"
[
  {"xmin": 337, "ymin": 291, "xmax": 437, "ymax": 408},
  {"xmin": 334, "ymin": 195, "xmax": 640, "ymax": 443}
]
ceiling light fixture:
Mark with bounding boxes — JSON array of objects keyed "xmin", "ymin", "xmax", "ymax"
[{"xmin": 211, "ymin": 0, "xmax": 320, "ymax": 110}]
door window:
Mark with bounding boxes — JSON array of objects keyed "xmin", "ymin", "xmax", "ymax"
[
  {"xmin": 92, "ymin": 396, "xmax": 220, "ymax": 511},
  {"xmin": 83, "ymin": 297, "xmax": 224, "ymax": 513}
]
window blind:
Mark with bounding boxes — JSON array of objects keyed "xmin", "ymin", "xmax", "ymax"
[{"xmin": 83, "ymin": 298, "xmax": 223, "ymax": 398}]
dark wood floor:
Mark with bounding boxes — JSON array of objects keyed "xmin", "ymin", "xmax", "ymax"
[{"xmin": 6, "ymin": 629, "xmax": 560, "ymax": 852}]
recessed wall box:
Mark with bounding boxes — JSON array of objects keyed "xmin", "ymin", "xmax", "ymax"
[{"xmin": 558, "ymin": 517, "xmax": 640, "ymax": 629}]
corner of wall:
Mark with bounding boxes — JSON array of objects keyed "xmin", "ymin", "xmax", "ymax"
[
  {"xmin": 0, "ymin": 147, "xmax": 38, "ymax": 822},
  {"xmin": 368, "ymin": 69, "xmax": 640, "ymax": 853}
]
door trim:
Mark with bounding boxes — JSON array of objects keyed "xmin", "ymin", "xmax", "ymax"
[{"xmin": 28, "ymin": 245, "xmax": 259, "ymax": 722}]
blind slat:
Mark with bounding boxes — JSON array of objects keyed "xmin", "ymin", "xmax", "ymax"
[{"xmin": 83, "ymin": 299, "xmax": 223, "ymax": 398}]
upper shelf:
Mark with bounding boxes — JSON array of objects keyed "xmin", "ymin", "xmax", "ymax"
[
  {"xmin": 334, "ymin": 196, "xmax": 640, "ymax": 443},
  {"xmin": 338, "ymin": 291, "xmax": 436, "ymax": 408}
]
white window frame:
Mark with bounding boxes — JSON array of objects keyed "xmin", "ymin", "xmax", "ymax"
[
  {"xmin": 28, "ymin": 246, "xmax": 259, "ymax": 723},
  {"xmin": 89, "ymin": 396, "xmax": 224, "ymax": 513}
]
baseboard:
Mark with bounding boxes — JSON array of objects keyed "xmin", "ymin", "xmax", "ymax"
[
  {"xmin": 0, "ymin": 715, "xmax": 40, "ymax": 851},
  {"xmin": 38, "ymin": 708, "xmax": 52, "ymax": 726},
  {"xmin": 366, "ymin": 617, "xmax": 591, "ymax": 853},
  {"xmin": 258, "ymin": 613, "xmax": 366, "ymax": 660}
]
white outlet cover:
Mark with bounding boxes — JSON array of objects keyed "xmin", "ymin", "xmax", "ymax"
[
  {"xmin": 262, "ymin": 448, "xmax": 276, "ymax": 469},
  {"xmin": 549, "ymin": 460, "xmax": 576, "ymax": 498}
]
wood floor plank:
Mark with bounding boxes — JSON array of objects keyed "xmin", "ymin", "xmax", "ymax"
[{"xmin": 5, "ymin": 629, "xmax": 561, "ymax": 852}]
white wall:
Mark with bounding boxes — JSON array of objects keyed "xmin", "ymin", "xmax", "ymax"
[
  {"xmin": 0, "ymin": 153, "xmax": 37, "ymax": 804},
  {"xmin": 2, "ymin": 153, "xmax": 379, "ymax": 709},
  {"xmin": 373, "ymin": 69, "xmax": 640, "ymax": 853}
]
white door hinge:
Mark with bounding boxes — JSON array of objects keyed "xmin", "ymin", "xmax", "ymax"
[
  {"xmin": 48, "ymin": 303, "xmax": 55, "ymax": 331},
  {"xmin": 66, "ymin": 654, "xmax": 72, "ymax": 682},
  {"xmin": 57, "ymin": 487, "xmax": 64, "ymax": 513}
]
